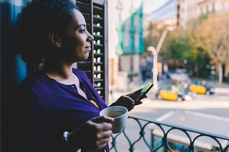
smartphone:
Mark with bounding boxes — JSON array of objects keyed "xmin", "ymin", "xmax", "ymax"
[{"xmin": 134, "ymin": 82, "xmax": 154, "ymax": 105}]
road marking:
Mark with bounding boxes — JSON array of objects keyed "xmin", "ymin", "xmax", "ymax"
[
  {"xmin": 185, "ymin": 110, "xmax": 229, "ymax": 122},
  {"xmin": 148, "ymin": 111, "xmax": 178, "ymax": 129},
  {"xmin": 156, "ymin": 110, "xmax": 178, "ymax": 121}
]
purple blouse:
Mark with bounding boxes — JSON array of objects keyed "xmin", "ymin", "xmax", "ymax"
[{"xmin": 3, "ymin": 68, "xmax": 109, "ymax": 152}]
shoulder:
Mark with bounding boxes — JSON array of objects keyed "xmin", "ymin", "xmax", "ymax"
[
  {"xmin": 19, "ymin": 71, "xmax": 50, "ymax": 90},
  {"xmin": 72, "ymin": 68, "xmax": 92, "ymax": 85},
  {"xmin": 72, "ymin": 68, "xmax": 89, "ymax": 80},
  {"xmin": 9, "ymin": 72, "xmax": 55, "ymax": 112},
  {"xmin": 13, "ymin": 72, "xmax": 53, "ymax": 103},
  {"xmin": 7, "ymin": 73, "xmax": 47, "ymax": 109}
]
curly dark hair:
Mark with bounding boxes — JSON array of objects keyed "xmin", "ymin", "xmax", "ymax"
[{"xmin": 13, "ymin": 0, "xmax": 79, "ymax": 63}]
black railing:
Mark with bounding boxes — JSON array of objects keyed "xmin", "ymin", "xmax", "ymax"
[{"xmin": 110, "ymin": 116, "xmax": 229, "ymax": 152}]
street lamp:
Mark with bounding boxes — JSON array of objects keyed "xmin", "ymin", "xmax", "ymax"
[{"xmin": 147, "ymin": 26, "xmax": 173, "ymax": 92}]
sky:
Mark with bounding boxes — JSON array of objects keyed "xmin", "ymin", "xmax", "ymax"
[{"xmin": 143, "ymin": 0, "xmax": 169, "ymax": 14}]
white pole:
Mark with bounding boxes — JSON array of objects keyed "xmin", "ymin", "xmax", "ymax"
[
  {"xmin": 147, "ymin": 26, "xmax": 173, "ymax": 92},
  {"xmin": 147, "ymin": 47, "xmax": 158, "ymax": 92},
  {"xmin": 153, "ymin": 52, "xmax": 158, "ymax": 91},
  {"xmin": 155, "ymin": 29, "xmax": 169, "ymax": 53}
]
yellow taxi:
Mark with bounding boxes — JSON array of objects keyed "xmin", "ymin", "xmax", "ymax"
[
  {"xmin": 156, "ymin": 88, "xmax": 192, "ymax": 102},
  {"xmin": 188, "ymin": 83, "xmax": 215, "ymax": 95}
]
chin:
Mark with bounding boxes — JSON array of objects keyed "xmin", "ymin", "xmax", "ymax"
[
  {"xmin": 75, "ymin": 53, "xmax": 89, "ymax": 62},
  {"xmin": 84, "ymin": 53, "xmax": 89, "ymax": 60}
]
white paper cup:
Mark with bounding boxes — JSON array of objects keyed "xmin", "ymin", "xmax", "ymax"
[{"xmin": 100, "ymin": 106, "xmax": 128, "ymax": 134}]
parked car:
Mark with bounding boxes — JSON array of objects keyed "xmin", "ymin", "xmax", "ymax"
[
  {"xmin": 188, "ymin": 83, "xmax": 215, "ymax": 95},
  {"xmin": 184, "ymin": 89, "xmax": 197, "ymax": 98},
  {"xmin": 165, "ymin": 70, "xmax": 173, "ymax": 79},
  {"xmin": 170, "ymin": 73, "xmax": 191, "ymax": 84},
  {"xmin": 175, "ymin": 84, "xmax": 197, "ymax": 98},
  {"xmin": 156, "ymin": 88, "xmax": 192, "ymax": 102}
]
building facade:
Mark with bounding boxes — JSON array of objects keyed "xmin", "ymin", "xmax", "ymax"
[
  {"xmin": 198, "ymin": 0, "xmax": 229, "ymax": 15},
  {"xmin": 151, "ymin": 0, "xmax": 180, "ymax": 28},
  {"xmin": 108, "ymin": 0, "xmax": 144, "ymax": 93},
  {"xmin": 179, "ymin": 0, "xmax": 229, "ymax": 28},
  {"xmin": 151, "ymin": 0, "xmax": 229, "ymax": 29}
]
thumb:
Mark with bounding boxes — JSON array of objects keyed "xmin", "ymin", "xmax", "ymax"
[{"xmin": 91, "ymin": 116, "xmax": 114, "ymax": 123}]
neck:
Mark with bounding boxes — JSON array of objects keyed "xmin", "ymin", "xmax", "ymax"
[{"xmin": 42, "ymin": 55, "xmax": 74, "ymax": 80}]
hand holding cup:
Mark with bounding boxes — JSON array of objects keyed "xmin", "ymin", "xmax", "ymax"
[{"xmin": 100, "ymin": 106, "xmax": 128, "ymax": 134}]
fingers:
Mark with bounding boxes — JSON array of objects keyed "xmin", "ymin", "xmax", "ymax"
[
  {"xmin": 96, "ymin": 137, "xmax": 111, "ymax": 150},
  {"xmin": 121, "ymin": 95, "xmax": 135, "ymax": 111},
  {"xmin": 113, "ymin": 95, "xmax": 135, "ymax": 111},
  {"xmin": 95, "ymin": 121, "xmax": 113, "ymax": 132},
  {"xmin": 68, "ymin": 115, "xmax": 114, "ymax": 151},
  {"xmin": 91, "ymin": 116, "xmax": 114, "ymax": 123},
  {"xmin": 96, "ymin": 129, "xmax": 113, "ymax": 139},
  {"xmin": 135, "ymin": 100, "xmax": 143, "ymax": 105},
  {"xmin": 93, "ymin": 121, "xmax": 113, "ymax": 150}
]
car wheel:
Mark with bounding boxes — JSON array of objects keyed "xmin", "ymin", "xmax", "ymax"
[
  {"xmin": 157, "ymin": 94, "xmax": 162, "ymax": 100},
  {"xmin": 206, "ymin": 91, "xmax": 210, "ymax": 95},
  {"xmin": 177, "ymin": 97, "xmax": 183, "ymax": 102}
]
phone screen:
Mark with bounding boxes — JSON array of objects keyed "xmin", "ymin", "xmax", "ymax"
[{"xmin": 134, "ymin": 82, "xmax": 154, "ymax": 104}]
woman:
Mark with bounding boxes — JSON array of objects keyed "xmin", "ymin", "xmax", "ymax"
[{"xmin": 2, "ymin": 0, "xmax": 144, "ymax": 152}]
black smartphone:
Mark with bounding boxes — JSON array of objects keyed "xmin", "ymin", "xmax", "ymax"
[{"xmin": 134, "ymin": 82, "xmax": 154, "ymax": 105}]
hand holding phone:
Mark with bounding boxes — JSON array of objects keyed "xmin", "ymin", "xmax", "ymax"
[{"xmin": 134, "ymin": 82, "xmax": 154, "ymax": 105}]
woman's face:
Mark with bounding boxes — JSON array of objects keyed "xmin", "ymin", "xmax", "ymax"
[{"xmin": 60, "ymin": 9, "xmax": 94, "ymax": 63}]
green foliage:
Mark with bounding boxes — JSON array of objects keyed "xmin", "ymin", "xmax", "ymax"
[
  {"xmin": 169, "ymin": 37, "xmax": 189, "ymax": 60},
  {"xmin": 199, "ymin": 71, "xmax": 208, "ymax": 78},
  {"xmin": 143, "ymin": 21, "xmax": 210, "ymax": 68},
  {"xmin": 191, "ymin": 13, "xmax": 229, "ymax": 82},
  {"xmin": 144, "ymin": 13, "xmax": 229, "ymax": 82}
]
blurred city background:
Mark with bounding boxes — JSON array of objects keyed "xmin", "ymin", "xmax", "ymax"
[
  {"xmin": 107, "ymin": 0, "xmax": 229, "ymax": 151},
  {"xmin": 108, "ymin": 0, "xmax": 229, "ymax": 97}
]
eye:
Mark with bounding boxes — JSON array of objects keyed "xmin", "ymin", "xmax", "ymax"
[{"xmin": 79, "ymin": 29, "xmax": 86, "ymax": 33}]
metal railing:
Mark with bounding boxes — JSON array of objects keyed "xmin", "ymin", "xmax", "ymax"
[{"xmin": 110, "ymin": 116, "xmax": 229, "ymax": 152}]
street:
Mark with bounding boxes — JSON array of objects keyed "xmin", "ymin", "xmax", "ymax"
[{"xmin": 109, "ymin": 81, "xmax": 229, "ymax": 152}]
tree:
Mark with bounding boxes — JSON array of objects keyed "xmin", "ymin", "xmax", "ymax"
[
  {"xmin": 144, "ymin": 23, "xmax": 182, "ymax": 63},
  {"xmin": 143, "ymin": 15, "xmax": 213, "ymax": 77},
  {"xmin": 191, "ymin": 13, "xmax": 229, "ymax": 83}
]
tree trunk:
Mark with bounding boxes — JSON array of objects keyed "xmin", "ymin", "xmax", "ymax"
[
  {"xmin": 194, "ymin": 65, "xmax": 198, "ymax": 77},
  {"xmin": 218, "ymin": 63, "xmax": 223, "ymax": 83}
]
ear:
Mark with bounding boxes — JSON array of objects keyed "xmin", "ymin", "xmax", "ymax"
[{"xmin": 49, "ymin": 31, "xmax": 62, "ymax": 48}]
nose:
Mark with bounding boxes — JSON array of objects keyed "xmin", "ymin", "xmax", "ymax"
[{"xmin": 87, "ymin": 31, "xmax": 94, "ymax": 42}]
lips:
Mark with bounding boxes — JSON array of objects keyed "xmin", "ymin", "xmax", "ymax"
[
  {"xmin": 85, "ymin": 47, "xmax": 91, "ymax": 52},
  {"xmin": 85, "ymin": 45, "xmax": 91, "ymax": 51}
]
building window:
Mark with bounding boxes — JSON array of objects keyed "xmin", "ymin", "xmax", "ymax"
[
  {"xmin": 130, "ymin": 35, "xmax": 135, "ymax": 49},
  {"xmin": 130, "ymin": 57, "xmax": 133, "ymax": 71},
  {"xmin": 118, "ymin": 57, "xmax": 122, "ymax": 71},
  {"xmin": 131, "ymin": 15, "xmax": 134, "ymax": 25}
]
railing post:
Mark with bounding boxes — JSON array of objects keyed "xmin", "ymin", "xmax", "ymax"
[{"xmin": 151, "ymin": 129, "xmax": 154, "ymax": 150}]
